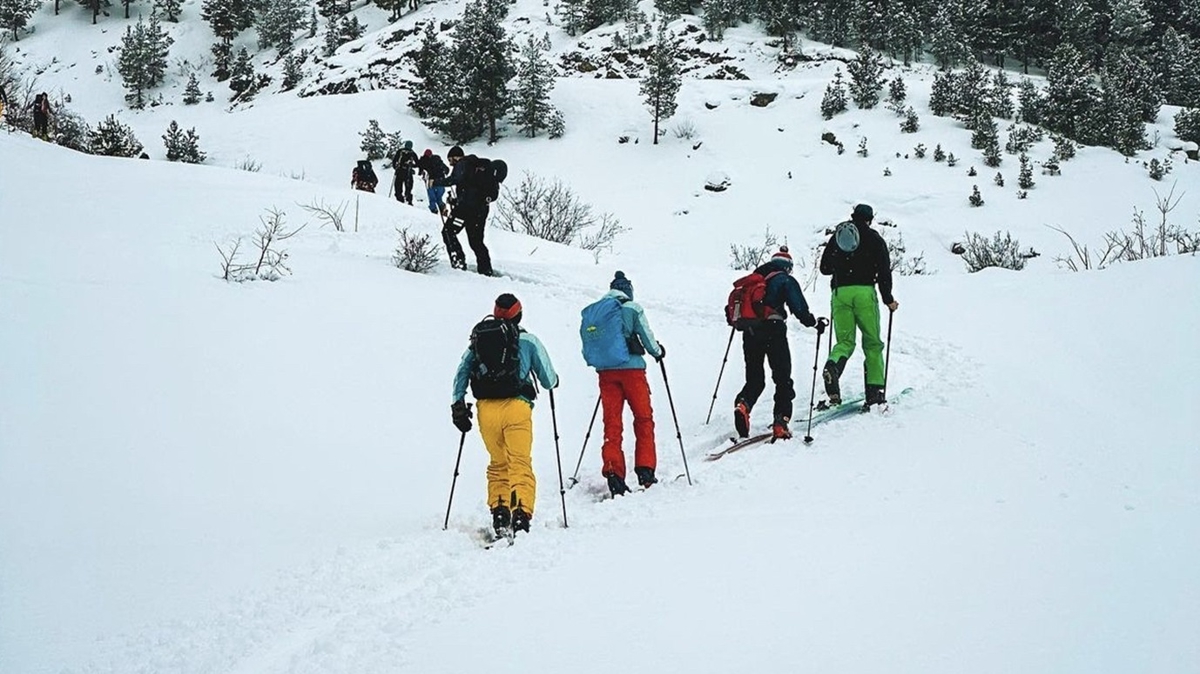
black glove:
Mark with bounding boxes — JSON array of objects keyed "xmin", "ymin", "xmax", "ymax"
[
  {"xmin": 816, "ymin": 317, "xmax": 828, "ymax": 334},
  {"xmin": 451, "ymin": 400, "xmax": 472, "ymax": 433},
  {"xmin": 653, "ymin": 342, "xmax": 665, "ymax": 362},
  {"xmin": 799, "ymin": 312, "xmax": 817, "ymax": 328}
]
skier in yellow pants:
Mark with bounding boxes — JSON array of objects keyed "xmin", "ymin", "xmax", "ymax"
[{"xmin": 452, "ymin": 293, "xmax": 558, "ymax": 538}]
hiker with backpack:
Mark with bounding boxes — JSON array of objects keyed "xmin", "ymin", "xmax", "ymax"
[
  {"xmin": 452, "ymin": 293, "xmax": 559, "ymax": 539},
  {"xmin": 728, "ymin": 246, "xmax": 820, "ymax": 441},
  {"xmin": 433, "ymin": 145, "xmax": 507, "ymax": 276},
  {"xmin": 819, "ymin": 204, "xmax": 898, "ymax": 408},
  {"xmin": 31, "ymin": 92, "xmax": 51, "ymax": 141},
  {"xmin": 416, "ymin": 148, "xmax": 449, "ymax": 216},
  {"xmin": 351, "ymin": 159, "xmax": 378, "ymax": 193},
  {"xmin": 389, "ymin": 140, "xmax": 420, "ymax": 205},
  {"xmin": 580, "ymin": 271, "xmax": 665, "ymax": 496}
]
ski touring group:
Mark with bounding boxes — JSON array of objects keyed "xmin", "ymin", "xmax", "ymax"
[
  {"xmin": 352, "ymin": 143, "xmax": 507, "ymax": 277},
  {"xmin": 433, "ymin": 186, "xmax": 899, "ymax": 545}
]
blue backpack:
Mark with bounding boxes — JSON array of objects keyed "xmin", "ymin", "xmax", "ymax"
[{"xmin": 580, "ymin": 297, "xmax": 629, "ymax": 368}]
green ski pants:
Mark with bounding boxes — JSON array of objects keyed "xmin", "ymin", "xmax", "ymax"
[{"xmin": 828, "ymin": 285, "xmax": 886, "ymax": 387}]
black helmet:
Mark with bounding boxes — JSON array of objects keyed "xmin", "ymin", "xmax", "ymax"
[{"xmin": 447, "ymin": 145, "xmax": 464, "ymax": 159}]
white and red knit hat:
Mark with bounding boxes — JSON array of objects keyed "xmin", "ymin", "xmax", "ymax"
[{"xmin": 771, "ymin": 246, "xmax": 793, "ymax": 268}]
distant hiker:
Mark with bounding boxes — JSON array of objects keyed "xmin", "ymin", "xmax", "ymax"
[
  {"xmin": 0, "ymin": 83, "xmax": 8, "ymax": 123},
  {"xmin": 433, "ymin": 145, "xmax": 507, "ymax": 276},
  {"xmin": 819, "ymin": 204, "xmax": 898, "ymax": 408},
  {"xmin": 416, "ymin": 148, "xmax": 449, "ymax": 216},
  {"xmin": 390, "ymin": 140, "xmax": 419, "ymax": 205},
  {"xmin": 31, "ymin": 92, "xmax": 52, "ymax": 140},
  {"xmin": 351, "ymin": 159, "xmax": 378, "ymax": 193},
  {"xmin": 730, "ymin": 246, "xmax": 819, "ymax": 440},
  {"xmin": 452, "ymin": 293, "xmax": 559, "ymax": 539},
  {"xmin": 580, "ymin": 271, "xmax": 665, "ymax": 496}
]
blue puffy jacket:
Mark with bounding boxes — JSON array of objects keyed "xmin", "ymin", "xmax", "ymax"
[{"xmin": 593, "ymin": 289, "xmax": 663, "ymax": 371}]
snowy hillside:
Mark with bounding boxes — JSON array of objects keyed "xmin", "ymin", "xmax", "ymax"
[{"xmin": 4, "ymin": 1, "xmax": 1200, "ymax": 671}]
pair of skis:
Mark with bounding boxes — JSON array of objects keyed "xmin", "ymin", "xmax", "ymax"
[{"xmin": 704, "ymin": 387, "xmax": 913, "ymax": 461}]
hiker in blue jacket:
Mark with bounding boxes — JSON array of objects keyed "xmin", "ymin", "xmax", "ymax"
[
  {"xmin": 582, "ymin": 271, "xmax": 665, "ymax": 497},
  {"xmin": 733, "ymin": 247, "xmax": 820, "ymax": 440}
]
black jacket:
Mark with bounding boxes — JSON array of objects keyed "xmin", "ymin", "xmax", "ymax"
[
  {"xmin": 819, "ymin": 221, "xmax": 894, "ymax": 304},
  {"xmin": 416, "ymin": 153, "xmax": 448, "ymax": 181},
  {"xmin": 391, "ymin": 148, "xmax": 419, "ymax": 173},
  {"xmin": 434, "ymin": 155, "xmax": 488, "ymax": 211}
]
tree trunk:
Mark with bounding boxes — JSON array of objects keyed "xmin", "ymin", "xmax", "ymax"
[
  {"xmin": 652, "ymin": 98, "xmax": 659, "ymax": 145},
  {"xmin": 124, "ymin": 0, "xmax": 129, "ymax": 19},
  {"xmin": 55, "ymin": 0, "xmax": 60, "ymax": 15},
  {"xmin": 489, "ymin": 115, "xmax": 497, "ymax": 144}
]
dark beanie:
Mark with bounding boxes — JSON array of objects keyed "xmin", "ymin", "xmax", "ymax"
[
  {"xmin": 448, "ymin": 145, "xmax": 464, "ymax": 159},
  {"xmin": 852, "ymin": 203, "xmax": 874, "ymax": 222},
  {"xmin": 610, "ymin": 271, "xmax": 633, "ymax": 299},
  {"xmin": 494, "ymin": 293, "xmax": 522, "ymax": 323}
]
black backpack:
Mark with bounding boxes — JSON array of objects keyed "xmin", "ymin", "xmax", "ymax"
[
  {"xmin": 468, "ymin": 316, "xmax": 532, "ymax": 400},
  {"xmin": 466, "ymin": 157, "xmax": 508, "ymax": 202}
]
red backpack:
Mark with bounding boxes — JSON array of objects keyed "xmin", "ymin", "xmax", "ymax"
[{"xmin": 724, "ymin": 271, "xmax": 781, "ymax": 329}]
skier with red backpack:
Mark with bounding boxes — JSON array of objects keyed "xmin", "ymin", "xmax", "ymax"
[
  {"xmin": 579, "ymin": 271, "xmax": 665, "ymax": 497},
  {"xmin": 728, "ymin": 247, "xmax": 821, "ymax": 440},
  {"xmin": 451, "ymin": 293, "xmax": 559, "ymax": 541},
  {"xmin": 433, "ymin": 145, "xmax": 507, "ymax": 276}
]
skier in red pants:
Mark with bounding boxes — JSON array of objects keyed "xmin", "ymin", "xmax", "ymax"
[{"xmin": 580, "ymin": 271, "xmax": 665, "ymax": 497}]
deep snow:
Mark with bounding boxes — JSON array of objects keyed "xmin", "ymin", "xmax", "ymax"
[{"xmin": 3, "ymin": 4, "xmax": 1200, "ymax": 671}]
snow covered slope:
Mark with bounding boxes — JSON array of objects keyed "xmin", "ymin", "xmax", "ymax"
[{"xmin": 3, "ymin": 86, "xmax": 1200, "ymax": 674}]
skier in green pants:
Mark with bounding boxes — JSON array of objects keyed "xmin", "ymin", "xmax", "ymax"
[{"xmin": 819, "ymin": 204, "xmax": 899, "ymax": 408}]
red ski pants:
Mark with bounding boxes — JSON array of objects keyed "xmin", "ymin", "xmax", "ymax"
[{"xmin": 598, "ymin": 369, "xmax": 656, "ymax": 477}]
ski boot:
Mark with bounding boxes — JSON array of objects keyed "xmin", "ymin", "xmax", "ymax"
[
  {"xmin": 772, "ymin": 416, "xmax": 792, "ymax": 441},
  {"xmin": 491, "ymin": 505, "xmax": 512, "ymax": 539},
  {"xmin": 511, "ymin": 507, "xmax": 530, "ymax": 534},
  {"xmin": 863, "ymin": 384, "xmax": 887, "ymax": 411},
  {"xmin": 822, "ymin": 359, "xmax": 845, "ymax": 407},
  {"xmin": 605, "ymin": 472, "xmax": 631, "ymax": 497},
  {"xmin": 734, "ymin": 399, "xmax": 751, "ymax": 439},
  {"xmin": 634, "ymin": 466, "xmax": 658, "ymax": 489}
]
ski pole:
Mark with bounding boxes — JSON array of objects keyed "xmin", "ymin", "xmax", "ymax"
[
  {"xmin": 704, "ymin": 327, "xmax": 735, "ymax": 425},
  {"xmin": 883, "ymin": 309, "xmax": 894, "ymax": 393},
  {"xmin": 548, "ymin": 388, "xmax": 569, "ymax": 528},
  {"xmin": 803, "ymin": 318, "xmax": 828, "ymax": 445},
  {"xmin": 567, "ymin": 395, "xmax": 601, "ymax": 489},
  {"xmin": 658, "ymin": 358, "xmax": 693, "ymax": 486},
  {"xmin": 442, "ymin": 431, "xmax": 467, "ymax": 530}
]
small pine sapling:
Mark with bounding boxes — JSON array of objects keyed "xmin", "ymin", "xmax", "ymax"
[
  {"xmin": 884, "ymin": 166, "xmax": 892, "ymax": 176},
  {"xmin": 900, "ymin": 107, "xmax": 919, "ymax": 133},
  {"xmin": 968, "ymin": 165, "xmax": 977, "ymax": 176},
  {"xmin": 994, "ymin": 172, "xmax": 1004, "ymax": 187},
  {"xmin": 183, "ymin": 73, "xmax": 202, "ymax": 104},
  {"xmin": 969, "ymin": 185, "xmax": 984, "ymax": 207},
  {"xmin": 857, "ymin": 137, "xmax": 868, "ymax": 157},
  {"xmin": 359, "ymin": 119, "xmax": 387, "ymax": 160},
  {"xmin": 913, "ymin": 143, "xmax": 927, "ymax": 158},
  {"xmin": 1017, "ymin": 153, "xmax": 1035, "ymax": 189},
  {"xmin": 947, "ymin": 152, "xmax": 958, "ymax": 167},
  {"xmin": 820, "ymin": 70, "xmax": 849, "ymax": 120},
  {"xmin": 933, "ymin": 144, "xmax": 946, "ymax": 162}
]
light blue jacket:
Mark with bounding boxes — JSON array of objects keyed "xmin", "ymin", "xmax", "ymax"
[
  {"xmin": 452, "ymin": 330, "xmax": 558, "ymax": 406},
  {"xmin": 594, "ymin": 289, "xmax": 663, "ymax": 371}
]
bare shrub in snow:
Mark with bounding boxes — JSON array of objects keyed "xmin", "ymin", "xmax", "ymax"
[
  {"xmin": 960, "ymin": 230, "xmax": 1026, "ymax": 272},
  {"xmin": 299, "ymin": 198, "xmax": 348, "ymax": 232},
  {"xmin": 215, "ymin": 208, "xmax": 306, "ymax": 282},
  {"xmin": 729, "ymin": 227, "xmax": 779, "ymax": 270},
  {"xmin": 236, "ymin": 156, "xmax": 263, "ymax": 172},
  {"xmin": 393, "ymin": 227, "xmax": 439, "ymax": 273},
  {"xmin": 1050, "ymin": 185, "xmax": 1198, "ymax": 270},
  {"xmin": 493, "ymin": 172, "xmax": 627, "ymax": 252},
  {"xmin": 1047, "ymin": 225, "xmax": 1118, "ymax": 272},
  {"xmin": 881, "ymin": 229, "xmax": 929, "ymax": 276},
  {"xmin": 672, "ymin": 118, "xmax": 697, "ymax": 139}
]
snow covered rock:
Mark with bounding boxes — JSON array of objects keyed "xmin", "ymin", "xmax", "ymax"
[
  {"xmin": 705, "ymin": 171, "xmax": 731, "ymax": 192},
  {"xmin": 750, "ymin": 92, "xmax": 778, "ymax": 107}
]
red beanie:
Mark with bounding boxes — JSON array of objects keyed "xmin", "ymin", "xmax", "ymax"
[{"xmin": 494, "ymin": 293, "xmax": 522, "ymax": 322}]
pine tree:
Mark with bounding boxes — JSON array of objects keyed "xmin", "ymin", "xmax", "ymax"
[
  {"xmin": 452, "ymin": 0, "xmax": 514, "ymax": 143},
  {"xmin": 1, "ymin": 0, "xmax": 39, "ymax": 39},
  {"xmin": 1043, "ymin": 43, "xmax": 1097, "ymax": 142},
  {"xmin": 640, "ymin": 22, "xmax": 681, "ymax": 145},
  {"xmin": 994, "ymin": 172, "xmax": 1004, "ymax": 186},
  {"xmin": 988, "ymin": 69, "xmax": 1014, "ymax": 119},
  {"xmin": 969, "ymin": 184, "xmax": 983, "ymax": 206},
  {"xmin": 1155, "ymin": 28, "xmax": 1200, "ymax": 108},
  {"xmin": 90, "ymin": 115, "xmax": 144, "ymax": 157},
  {"xmin": 1017, "ymin": 77, "xmax": 1044, "ymax": 124},
  {"xmin": 972, "ymin": 109, "xmax": 998, "ymax": 150},
  {"xmin": 339, "ymin": 14, "xmax": 364, "ymax": 42},
  {"xmin": 316, "ymin": 0, "xmax": 348, "ymax": 19},
  {"xmin": 548, "ymin": 109, "xmax": 565, "ymax": 138},
  {"xmin": 846, "ymin": 46, "xmax": 884, "ymax": 109},
  {"xmin": 1106, "ymin": 0, "xmax": 1151, "ymax": 53},
  {"xmin": 1099, "ymin": 56, "xmax": 1149, "ymax": 154},
  {"xmin": 702, "ymin": 0, "xmax": 736, "ymax": 40},
  {"xmin": 322, "ymin": 14, "xmax": 341, "ymax": 56},
  {"xmin": 1017, "ymin": 152, "xmax": 1034, "ymax": 188},
  {"xmin": 359, "ymin": 119, "xmax": 388, "ymax": 159},
  {"xmin": 201, "ymin": 0, "xmax": 254, "ymax": 42},
  {"xmin": 886, "ymin": 4, "xmax": 921, "ymax": 65},
  {"xmin": 153, "ymin": 0, "xmax": 181, "ymax": 21},
  {"xmin": 900, "ymin": 106, "xmax": 919, "ymax": 133},
  {"xmin": 1055, "ymin": 0, "xmax": 1099, "ymax": 65},
  {"xmin": 933, "ymin": 144, "xmax": 946, "ymax": 162},
  {"xmin": 930, "ymin": 71, "xmax": 955, "ymax": 117},
  {"xmin": 558, "ymin": 0, "xmax": 588, "ymax": 37},
  {"xmin": 211, "ymin": 40, "xmax": 232, "ymax": 81},
  {"xmin": 307, "ymin": 6, "xmax": 317, "ymax": 37},
  {"xmin": 758, "ymin": 0, "xmax": 801, "ymax": 52},
  {"xmin": 117, "ymin": 13, "xmax": 175, "ymax": 109},
  {"xmin": 851, "ymin": 0, "xmax": 889, "ymax": 52},
  {"xmin": 409, "ymin": 22, "xmax": 448, "ymax": 119},
  {"xmin": 229, "ymin": 46, "xmax": 254, "ymax": 94},
  {"xmin": 163, "ymin": 120, "xmax": 206, "ymax": 163},
  {"xmin": 281, "ymin": 49, "xmax": 303, "ymax": 91},
  {"xmin": 820, "ymin": 69, "xmax": 848, "ymax": 119},
  {"xmin": 1174, "ymin": 108, "xmax": 1200, "ymax": 143},
  {"xmin": 886, "ymin": 75, "xmax": 906, "ymax": 107},
  {"xmin": 956, "ymin": 61, "xmax": 994, "ymax": 124},
  {"xmin": 183, "ymin": 72, "xmax": 202, "ymax": 103},
  {"xmin": 808, "ymin": 0, "xmax": 852, "ymax": 47},
  {"xmin": 256, "ymin": 0, "xmax": 306, "ymax": 53},
  {"xmin": 930, "ymin": 3, "xmax": 970, "ymax": 70},
  {"xmin": 513, "ymin": 35, "xmax": 557, "ymax": 137}
]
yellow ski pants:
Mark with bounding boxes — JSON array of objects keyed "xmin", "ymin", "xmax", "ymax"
[{"xmin": 477, "ymin": 398, "xmax": 536, "ymax": 516}]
